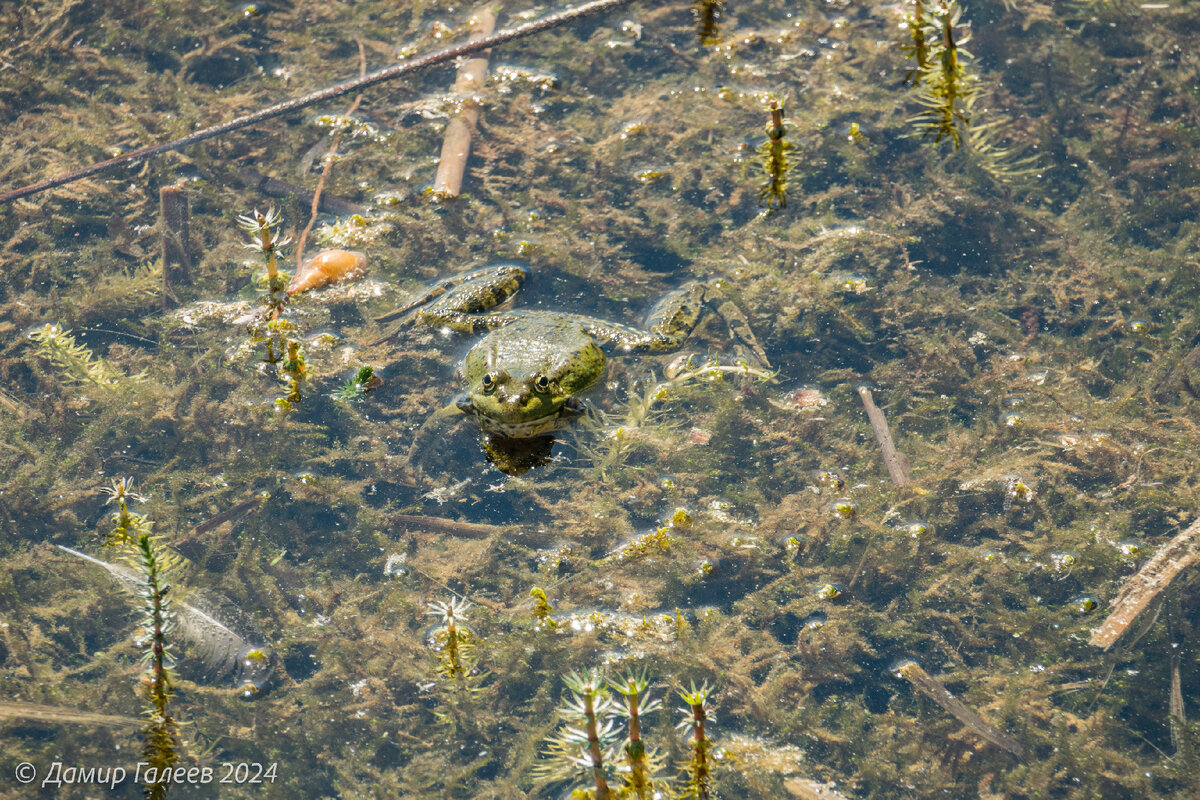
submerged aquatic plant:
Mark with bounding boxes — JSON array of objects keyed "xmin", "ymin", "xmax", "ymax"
[
  {"xmin": 27, "ymin": 323, "xmax": 140, "ymax": 387},
  {"xmin": 693, "ymin": 0, "xmax": 725, "ymax": 44},
  {"xmin": 757, "ymin": 98, "xmax": 791, "ymax": 209},
  {"xmin": 101, "ymin": 476, "xmax": 151, "ymax": 547},
  {"xmin": 238, "ymin": 207, "xmax": 292, "ymax": 310},
  {"xmin": 610, "ymin": 670, "xmax": 667, "ymax": 799},
  {"xmin": 539, "ymin": 668, "xmax": 619, "ymax": 799},
  {"xmin": 333, "ymin": 365, "xmax": 381, "ymax": 402},
  {"xmin": 275, "ymin": 339, "xmax": 309, "ymax": 411},
  {"xmin": 426, "ymin": 597, "xmax": 484, "ymax": 736},
  {"xmin": 902, "ymin": 0, "xmax": 975, "ymax": 149},
  {"xmin": 133, "ymin": 531, "xmax": 183, "ymax": 800},
  {"xmin": 677, "ymin": 682, "xmax": 714, "ymax": 800}
]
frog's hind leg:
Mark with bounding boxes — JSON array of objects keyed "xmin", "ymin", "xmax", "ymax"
[
  {"xmin": 616, "ymin": 281, "xmax": 771, "ymax": 367},
  {"xmin": 372, "ymin": 264, "xmax": 526, "ymax": 343},
  {"xmin": 701, "ymin": 283, "xmax": 771, "ymax": 368}
]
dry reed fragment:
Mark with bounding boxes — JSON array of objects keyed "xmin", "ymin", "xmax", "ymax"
[
  {"xmin": 159, "ymin": 181, "xmax": 191, "ymax": 308},
  {"xmin": 1089, "ymin": 517, "xmax": 1200, "ymax": 649},
  {"xmin": 858, "ymin": 386, "xmax": 911, "ymax": 487},
  {"xmin": 432, "ymin": 6, "xmax": 498, "ymax": 199},
  {"xmin": 898, "ymin": 661, "xmax": 1025, "ymax": 761}
]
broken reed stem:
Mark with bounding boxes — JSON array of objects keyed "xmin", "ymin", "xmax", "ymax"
[
  {"xmin": 296, "ymin": 40, "xmax": 367, "ymax": 269},
  {"xmin": 432, "ymin": 6, "xmax": 497, "ymax": 199},
  {"xmin": 858, "ymin": 386, "xmax": 911, "ymax": 487},
  {"xmin": 898, "ymin": 661, "xmax": 1025, "ymax": 761},
  {"xmin": 159, "ymin": 181, "xmax": 191, "ymax": 308},
  {"xmin": 0, "ymin": 0, "xmax": 636, "ymax": 205},
  {"xmin": 1090, "ymin": 517, "xmax": 1200, "ymax": 649}
]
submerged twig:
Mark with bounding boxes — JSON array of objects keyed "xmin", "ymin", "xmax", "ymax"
[
  {"xmin": 296, "ymin": 40, "xmax": 367, "ymax": 268},
  {"xmin": 897, "ymin": 661, "xmax": 1025, "ymax": 761},
  {"xmin": 390, "ymin": 513, "xmax": 511, "ymax": 540},
  {"xmin": 0, "ymin": 702, "xmax": 143, "ymax": 729},
  {"xmin": 858, "ymin": 386, "xmax": 911, "ymax": 487},
  {"xmin": 1090, "ymin": 517, "xmax": 1200, "ymax": 649},
  {"xmin": 0, "ymin": 0, "xmax": 637, "ymax": 204},
  {"xmin": 431, "ymin": 6, "xmax": 497, "ymax": 200},
  {"xmin": 159, "ymin": 181, "xmax": 191, "ymax": 308}
]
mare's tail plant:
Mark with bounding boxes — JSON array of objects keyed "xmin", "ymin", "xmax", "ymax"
[
  {"xmin": 134, "ymin": 531, "xmax": 183, "ymax": 800},
  {"xmin": 677, "ymin": 682, "xmax": 715, "ymax": 800},
  {"xmin": 610, "ymin": 669, "xmax": 667, "ymax": 799},
  {"xmin": 98, "ymin": 477, "xmax": 183, "ymax": 798},
  {"xmin": 902, "ymin": 0, "xmax": 975, "ymax": 149},
  {"xmin": 692, "ymin": 0, "xmax": 725, "ymax": 44},
  {"xmin": 237, "ymin": 208, "xmax": 310, "ymax": 409},
  {"xmin": 538, "ymin": 668, "xmax": 619, "ymax": 799},
  {"xmin": 426, "ymin": 597, "xmax": 483, "ymax": 737},
  {"xmin": 757, "ymin": 97, "xmax": 791, "ymax": 210}
]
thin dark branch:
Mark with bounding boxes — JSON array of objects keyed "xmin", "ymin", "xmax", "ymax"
[{"xmin": 0, "ymin": 0, "xmax": 636, "ymax": 205}]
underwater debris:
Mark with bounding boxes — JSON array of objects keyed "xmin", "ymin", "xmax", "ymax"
[
  {"xmin": 1089, "ymin": 517, "xmax": 1200, "ymax": 649},
  {"xmin": 287, "ymin": 249, "xmax": 366, "ymax": 296},
  {"xmin": 783, "ymin": 777, "xmax": 852, "ymax": 799},
  {"xmin": 431, "ymin": 6, "xmax": 496, "ymax": 200},
  {"xmin": 55, "ymin": 546, "xmax": 272, "ymax": 693},
  {"xmin": 896, "ymin": 660, "xmax": 1024, "ymax": 760},
  {"xmin": 0, "ymin": 0, "xmax": 641, "ymax": 205},
  {"xmin": 159, "ymin": 181, "xmax": 191, "ymax": 307},
  {"xmin": 0, "ymin": 702, "xmax": 143, "ymax": 729},
  {"xmin": 858, "ymin": 386, "xmax": 912, "ymax": 487}
]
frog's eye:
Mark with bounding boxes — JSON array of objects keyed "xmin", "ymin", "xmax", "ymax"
[
  {"xmin": 533, "ymin": 375, "xmax": 550, "ymax": 394},
  {"xmin": 481, "ymin": 373, "xmax": 497, "ymax": 393}
]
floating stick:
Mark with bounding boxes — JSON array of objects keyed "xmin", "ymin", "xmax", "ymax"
[
  {"xmin": 1090, "ymin": 517, "xmax": 1200, "ymax": 649},
  {"xmin": 0, "ymin": 0, "xmax": 637, "ymax": 204}
]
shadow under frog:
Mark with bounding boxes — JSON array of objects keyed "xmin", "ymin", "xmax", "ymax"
[{"xmin": 374, "ymin": 264, "xmax": 769, "ymax": 475}]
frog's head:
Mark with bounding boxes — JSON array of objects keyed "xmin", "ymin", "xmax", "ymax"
[{"xmin": 459, "ymin": 333, "xmax": 604, "ymax": 437}]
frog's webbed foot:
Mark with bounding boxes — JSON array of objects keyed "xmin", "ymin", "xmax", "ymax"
[
  {"xmin": 698, "ymin": 281, "xmax": 772, "ymax": 368},
  {"xmin": 371, "ymin": 264, "xmax": 526, "ymax": 345}
]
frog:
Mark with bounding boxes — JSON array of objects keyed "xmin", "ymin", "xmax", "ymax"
[{"xmin": 373, "ymin": 264, "xmax": 768, "ymax": 462}]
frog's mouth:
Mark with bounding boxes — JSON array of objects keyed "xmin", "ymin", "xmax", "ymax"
[{"xmin": 458, "ymin": 397, "xmax": 583, "ymax": 438}]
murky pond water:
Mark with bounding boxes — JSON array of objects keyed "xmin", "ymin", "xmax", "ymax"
[{"xmin": 2, "ymin": 1, "xmax": 1200, "ymax": 797}]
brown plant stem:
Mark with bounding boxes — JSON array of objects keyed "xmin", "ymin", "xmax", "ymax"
[
  {"xmin": 296, "ymin": 40, "xmax": 367, "ymax": 269},
  {"xmin": 431, "ymin": 6, "xmax": 497, "ymax": 200},
  {"xmin": 0, "ymin": 0, "xmax": 637, "ymax": 205},
  {"xmin": 858, "ymin": 385, "xmax": 911, "ymax": 487},
  {"xmin": 233, "ymin": 168, "xmax": 366, "ymax": 217}
]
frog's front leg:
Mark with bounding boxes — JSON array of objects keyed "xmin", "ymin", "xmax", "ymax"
[{"xmin": 373, "ymin": 264, "xmax": 526, "ymax": 343}]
